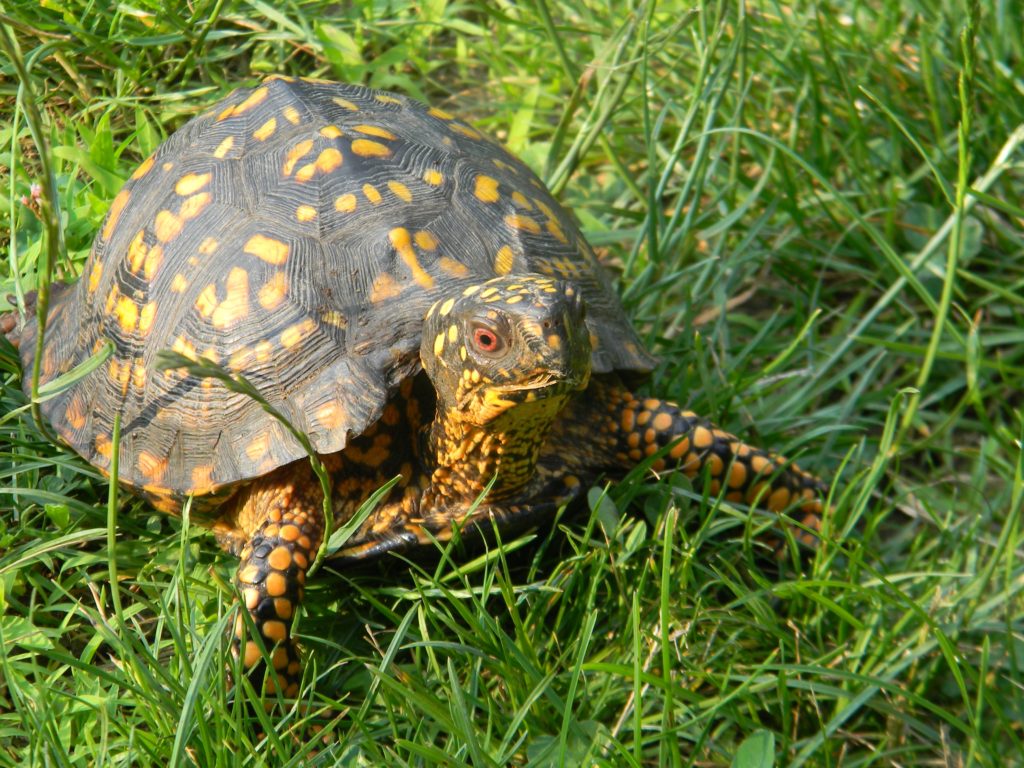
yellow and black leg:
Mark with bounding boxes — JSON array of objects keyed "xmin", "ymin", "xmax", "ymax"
[
  {"xmin": 233, "ymin": 506, "xmax": 323, "ymax": 700},
  {"xmin": 551, "ymin": 379, "xmax": 827, "ymax": 541}
]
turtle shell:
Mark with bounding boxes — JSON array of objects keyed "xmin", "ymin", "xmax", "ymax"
[{"xmin": 20, "ymin": 76, "xmax": 654, "ymax": 499}]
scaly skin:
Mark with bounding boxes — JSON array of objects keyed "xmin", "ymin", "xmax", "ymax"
[{"xmin": 213, "ymin": 275, "xmax": 828, "ymax": 697}]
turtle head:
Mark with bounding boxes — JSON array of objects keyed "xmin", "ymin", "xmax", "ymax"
[{"xmin": 421, "ymin": 276, "xmax": 592, "ymax": 427}]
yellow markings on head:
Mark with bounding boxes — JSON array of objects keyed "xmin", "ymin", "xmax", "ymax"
[
  {"xmin": 370, "ymin": 272, "xmax": 401, "ymax": 303},
  {"xmin": 137, "ymin": 451, "xmax": 168, "ymax": 483},
  {"xmin": 439, "ymin": 298, "xmax": 455, "ymax": 316},
  {"xmin": 65, "ymin": 395, "xmax": 87, "ymax": 430},
  {"xmin": 450, "ymin": 123, "xmax": 482, "ymax": 140},
  {"xmin": 244, "ymin": 234, "xmax": 289, "ymax": 265},
  {"xmin": 388, "ymin": 180, "xmax": 412, "ymax": 202},
  {"xmin": 433, "ymin": 332, "xmax": 445, "ymax": 357},
  {"xmin": 505, "ymin": 214, "xmax": 541, "ymax": 234},
  {"xmin": 102, "ymin": 189, "xmax": 130, "ymax": 240},
  {"xmin": 171, "ymin": 274, "xmax": 188, "ymax": 293},
  {"xmin": 154, "ymin": 210, "xmax": 184, "ymax": 243},
  {"xmin": 546, "ymin": 333, "xmax": 561, "ymax": 350},
  {"xmin": 213, "ymin": 136, "xmax": 234, "ymax": 158},
  {"xmin": 438, "ymin": 257, "xmax": 469, "ymax": 278},
  {"xmin": 258, "ymin": 272, "xmax": 288, "ymax": 311},
  {"xmin": 390, "ymin": 227, "xmax": 435, "ymax": 289},
  {"xmin": 335, "ymin": 193, "xmax": 357, "ymax": 212},
  {"xmin": 282, "ymin": 105, "xmax": 301, "ymax": 124},
  {"xmin": 87, "ymin": 261, "xmax": 104, "ymax": 294},
  {"xmin": 139, "ymin": 302, "xmax": 157, "ymax": 336},
  {"xmin": 253, "ymin": 117, "xmax": 277, "ymax": 141},
  {"xmin": 114, "ymin": 296, "xmax": 139, "ymax": 334},
  {"xmin": 296, "ymin": 204, "xmax": 317, "ymax": 222},
  {"xmin": 179, "ymin": 192, "xmax": 211, "ymax": 221},
  {"xmin": 447, "ymin": 324, "xmax": 459, "ymax": 343},
  {"xmin": 332, "ymin": 96, "xmax": 359, "ymax": 111},
  {"xmin": 494, "ymin": 245, "xmax": 515, "ymax": 275},
  {"xmin": 315, "ymin": 401, "xmax": 347, "ymax": 429},
  {"xmin": 245, "ymin": 434, "xmax": 270, "ymax": 461},
  {"xmin": 131, "ymin": 155, "xmax": 156, "ymax": 180},
  {"xmin": 280, "ymin": 318, "xmax": 316, "ymax": 349},
  {"xmin": 351, "ymin": 139, "xmax": 391, "ymax": 158},
  {"xmin": 218, "ymin": 86, "xmax": 268, "ymax": 121},
  {"xmin": 210, "ymin": 267, "xmax": 250, "ymax": 329},
  {"xmin": 428, "ymin": 106, "xmax": 454, "ymax": 120},
  {"xmin": 423, "ymin": 168, "xmax": 444, "ymax": 186},
  {"xmin": 354, "ymin": 124, "xmax": 396, "ymax": 139},
  {"xmin": 363, "ymin": 184, "xmax": 382, "ymax": 204},
  {"xmin": 320, "ymin": 125, "xmax": 342, "ymax": 138},
  {"xmin": 282, "ymin": 139, "xmax": 315, "ymax": 176},
  {"xmin": 511, "ymin": 191, "xmax": 532, "ymax": 209},
  {"xmin": 462, "ymin": 284, "xmax": 481, "ymax": 297},
  {"xmin": 474, "ymin": 175, "xmax": 500, "ymax": 203},
  {"xmin": 295, "ymin": 147, "xmax": 343, "ymax": 182},
  {"xmin": 175, "ymin": 172, "xmax": 212, "ymax": 196}
]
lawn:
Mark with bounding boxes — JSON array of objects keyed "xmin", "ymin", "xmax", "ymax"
[{"xmin": 1, "ymin": 1, "xmax": 1022, "ymax": 766}]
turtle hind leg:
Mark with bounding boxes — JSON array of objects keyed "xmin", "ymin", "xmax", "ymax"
[
  {"xmin": 232, "ymin": 497, "xmax": 324, "ymax": 700},
  {"xmin": 552, "ymin": 378, "xmax": 827, "ymax": 543}
]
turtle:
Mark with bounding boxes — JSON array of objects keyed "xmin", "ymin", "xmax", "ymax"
[{"xmin": 12, "ymin": 75, "xmax": 829, "ymax": 700}]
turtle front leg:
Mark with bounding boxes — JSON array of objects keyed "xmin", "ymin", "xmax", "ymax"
[
  {"xmin": 547, "ymin": 378, "xmax": 827, "ymax": 541},
  {"xmin": 228, "ymin": 471, "xmax": 325, "ymax": 700}
]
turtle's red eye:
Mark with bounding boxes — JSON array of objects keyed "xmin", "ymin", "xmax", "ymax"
[{"xmin": 471, "ymin": 322, "xmax": 506, "ymax": 356}]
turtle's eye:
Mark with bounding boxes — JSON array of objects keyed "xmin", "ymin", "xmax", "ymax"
[{"xmin": 470, "ymin": 320, "xmax": 507, "ymax": 357}]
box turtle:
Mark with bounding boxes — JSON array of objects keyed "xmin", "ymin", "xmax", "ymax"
[{"xmin": 14, "ymin": 76, "xmax": 828, "ymax": 701}]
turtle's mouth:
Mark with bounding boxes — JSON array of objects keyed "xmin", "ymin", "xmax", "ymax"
[{"xmin": 495, "ymin": 367, "xmax": 590, "ymax": 398}]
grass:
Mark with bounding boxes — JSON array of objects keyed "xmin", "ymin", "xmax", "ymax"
[{"xmin": 1, "ymin": 0, "xmax": 1023, "ymax": 765}]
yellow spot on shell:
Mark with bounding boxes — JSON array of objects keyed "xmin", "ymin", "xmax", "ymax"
[
  {"xmin": 423, "ymin": 168, "xmax": 443, "ymax": 186},
  {"xmin": 87, "ymin": 261, "xmax": 103, "ymax": 294},
  {"xmin": 390, "ymin": 227, "xmax": 434, "ymax": 289},
  {"xmin": 332, "ymin": 96, "xmax": 359, "ymax": 111},
  {"xmin": 296, "ymin": 205, "xmax": 317, "ymax": 222},
  {"xmin": 179, "ymin": 192, "xmax": 211, "ymax": 221},
  {"xmin": 388, "ymin": 180, "xmax": 412, "ymax": 202},
  {"xmin": 474, "ymin": 175, "xmax": 500, "ymax": 203},
  {"xmin": 450, "ymin": 123, "xmax": 482, "ymax": 140},
  {"xmin": 131, "ymin": 155, "xmax": 156, "ymax": 180},
  {"xmin": 282, "ymin": 139, "xmax": 314, "ymax": 176},
  {"xmin": 253, "ymin": 117, "xmax": 277, "ymax": 141},
  {"xmin": 245, "ymin": 434, "xmax": 270, "ymax": 461},
  {"xmin": 213, "ymin": 136, "xmax": 234, "ymax": 158},
  {"xmin": 546, "ymin": 219, "xmax": 568, "ymax": 243},
  {"xmin": 94, "ymin": 433, "xmax": 113, "ymax": 461},
  {"xmin": 195, "ymin": 284, "xmax": 218, "ymax": 318},
  {"xmin": 131, "ymin": 359, "xmax": 147, "ymax": 390},
  {"xmin": 438, "ymin": 257, "xmax": 469, "ymax": 278},
  {"xmin": 429, "ymin": 106, "xmax": 453, "ymax": 120},
  {"xmin": 199, "ymin": 237, "xmax": 218, "ymax": 255},
  {"xmin": 211, "ymin": 267, "xmax": 250, "ymax": 329},
  {"xmin": 355, "ymin": 124, "xmax": 396, "ymax": 139},
  {"xmin": 370, "ymin": 273, "xmax": 400, "ymax": 302},
  {"xmin": 102, "ymin": 189, "xmax": 130, "ymax": 240},
  {"xmin": 319, "ymin": 125, "xmax": 342, "ymax": 138},
  {"xmin": 175, "ymin": 172, "xmax": 212, "ymax": 196},
  {"xmin": 351, "ymin": 139, "xmax": 391, "ymax": 158},
  {"xmin": 254, "ymin": 340, "xmax": 273, "ymax": 363},
  {"xmin": 295, "ymin": 147, "xmax": 343, "ymax": 182},
  {"xmin": 282, "ymin": 105, "xmax": 301, "ymax": 124},
  {"xmin": 494, "ymin": 245, "xmax": 514, "ymax": 275},
  {"xmin": 259, "ymin": 272, "xmax": 288, "ymax": 310},
  {"xmin": 315, "ymin": 401, "xmax": 347, "ymax": 429},
  {"xmin": 171, "ymin": 274, "xmax": 188, "ymax": 293},
  {"xmin": 335, "ymin": 193, "xmax": 357, "ymax": 212},
  {"xmin": 115, "ymin": 297, "xmax": 139, "ymax": 333},
  {"xmin": 143, "ymin": 245, "xmax": 163, "ymax": 280},
  {"xmin": 363, "ymin": 184, "xmax": 382, "ymax": 204},
  {"xmin": 137, "ymin": 451, "xmax": 168, "ymax": 482},
  {"xmin": 66, "ymin": 395, "xmax": 87, "ymax": 430},
  {"xmin": 375, "ymin": 94, "xmax": 402, "ymax": 105},
  {"xmin": 139, "ymin": 302, "xmax": 157, "ymax": 336},
  {"xmin": 127, "ymin": 230, "xmax": 148, "ymax": 274},
  {"xmin": 505, "ymin": 214, "xmax": 541, "ymax": 234},
  {"xmin": 244, "ymin": 234, "xmax": 289, "ymax": 265},
  {"xmin": 511, "ymin": 191, "xmax": 532, "ymax": 209},
  {"xmin": 154, "ymin": 210, "xmax": 184, "ymax": 242},
  {"xmin": 280, "ymin": 318, "xmax": 316, "ymax": 349},
  {"xmin": 415, "ymin": 231, "xmax": 438, "ymax": 250}
]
